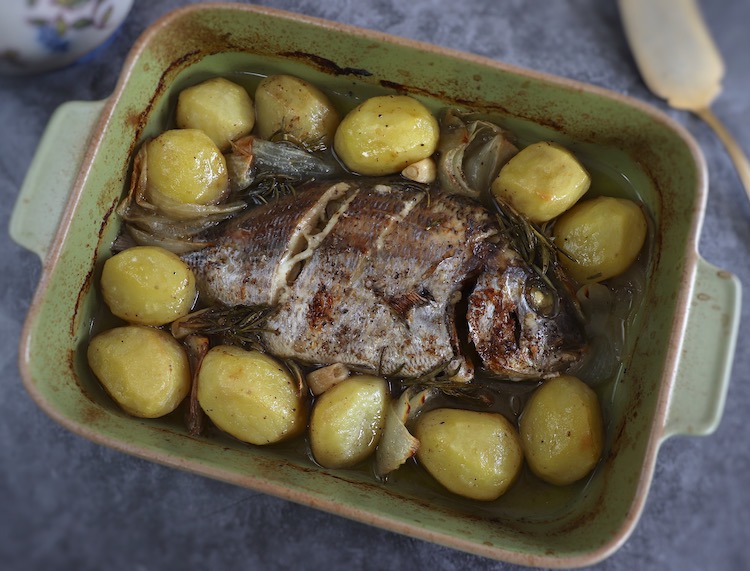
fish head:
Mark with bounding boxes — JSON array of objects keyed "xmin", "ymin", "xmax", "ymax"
[{"xmin": 466, "ymin": 259, "xmax": 587, "ymax": 380}]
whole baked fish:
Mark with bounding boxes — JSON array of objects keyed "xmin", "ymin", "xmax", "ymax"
[{"xmin": 183, "ymin": 180, "xmax": 586, "ymax": 381}]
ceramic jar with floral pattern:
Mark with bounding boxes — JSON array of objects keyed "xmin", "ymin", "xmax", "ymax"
[{"xmin": 0, "ymin": 0, "xmax": 133, "ymax": 75}]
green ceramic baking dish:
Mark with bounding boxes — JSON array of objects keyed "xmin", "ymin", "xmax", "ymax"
[{"xmin": 10, "ymin": 3, "xmax": 741, "ymax": 568}]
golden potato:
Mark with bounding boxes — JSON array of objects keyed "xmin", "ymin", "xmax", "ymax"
[
  {"xmin": 176, "ymin": 77, "xmax": 255, "ymax": 151},
  {"xmin": 197, "ymin": 346, "xmax": 307, "ymax": 445},
  {"xmin": 414, "ymin": 408, "xmax": 523, "ymax": 501},
  {"xmin": 334, "ymin": 95, "xmax": 439, "ymax": 176},
  {"xmin": 87, "ymin": 325, "xmax": 190, "ymax": 418},
  {"xmin": 309, "ymin": 375, "xmax": 388, "ymax": 469},
  {"xmin": 145, "ymin": 128, "xmax": 228, "ymax": 207},
  {"xmin": 254, "ymin": 74, "xmax": 340, "ymax": 146},
  {"xmin": 100, "ymin": 246, "xmax": 196, "ymax": 326},
  {"xmin": 491, "ymin": 141, "xmax": 590, "ymax": 223},
  {"xmin": 554, "ymin": 196, "xmax": 648, "ymax": 283},
  {"xmin": 519, "ymin": 375, "xmax": 604, "ymax": 486}
]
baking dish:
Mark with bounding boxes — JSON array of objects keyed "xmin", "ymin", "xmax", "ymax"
[{"xmin": 9, "ymin": 3, "xmax": 740, "ymax": 568}]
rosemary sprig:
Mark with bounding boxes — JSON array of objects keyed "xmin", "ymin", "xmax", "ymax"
[
  {"xmin": 173, "ymin": 305, "xmax": 278, "ymax": 348},
  {"xmin": 493, "ymin": 198, "xmax": 575, "ymax": 292},
  {"xmin": 269, "ymin": 129, "xmax": 328, "ymax": 154},
  {"xmin": 243, "ymin": 174, "xmax": 297, "ymax": 205}
]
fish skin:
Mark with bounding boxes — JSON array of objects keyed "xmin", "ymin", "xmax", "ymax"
[
  {"xmin": 183, "ymin": 180, "xmax": 586, "ymax": 381},
  {"xmin": 184, "ymin": 182, "xmax": 351, "ymax": 307}
]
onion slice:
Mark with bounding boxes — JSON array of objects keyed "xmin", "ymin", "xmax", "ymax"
[{"xmin": 375, "ymin": 386, "xmax": 438, "ymax": 478}]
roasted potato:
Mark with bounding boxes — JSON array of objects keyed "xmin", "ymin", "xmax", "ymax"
[
  {"xmin": 176, "ymin": 77, "xmax": 255, "ymax": 151},
  {"xmin": 554, "ymin": 196, "xmax": 648, "ymax": 283},
  {"xmin": 254, "ymin": 74, "xmax": 340, "ymax": 146},
  {"xmin": 145, "ymin": 128, "xmax": 228, "ymax": 207},
  {"xmin": 519, "ymin": 375, "xmax": 604, "ymax": 486},
  {"xmin": 100, "ymin": 246, "xmax": 196, "ymax": 326},
  {"xmin": 197, "ymin": 346, "xmax": 307, "ymax": 445},
  {"xmin": 414, "ymin": 408, "xmax": 524, "ymax": 501},
  {"xmin": 334, "ymin": 95, "xmax": 439, "ymax": 176},
  {"xmin": 309, "ymin": 374, "xmax": 388, "ymax": 469},
  {"xmin": 491, "ymin": 141, "xmax": 590, "ymax": 223},
  {"xmin": 87, "ymin": 325, "xmax": 190, "ymax": 418}
]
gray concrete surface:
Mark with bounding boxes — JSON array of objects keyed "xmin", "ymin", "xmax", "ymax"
[{"xmin": 1, "ymin": 1, "xmax": 748, "ymax": 569}]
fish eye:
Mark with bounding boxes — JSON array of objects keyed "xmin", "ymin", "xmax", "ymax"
[{"xmin": 524, "ymin": 278, "xmax": 558, "ymax": 317}]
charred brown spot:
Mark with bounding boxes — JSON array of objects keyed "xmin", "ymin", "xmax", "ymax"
[
  {"xmin": 307, "ymin": 284, "xmax": 336, "ymax": 330},
  {"xmin": 279, "ymin": 51, "xmax": 372, "ymax": 77},
  {"xmin": 385, "ymin": 288, "xmax": 433, "ymax": 318},
  {"xmin": 467, "ymin": 287, "xmax": 518, "ymax": 372}
]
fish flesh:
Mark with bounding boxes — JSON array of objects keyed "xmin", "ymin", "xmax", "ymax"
[{"xmin": 183, "ymin": 180, "xmax": 586, "ymax": 381}]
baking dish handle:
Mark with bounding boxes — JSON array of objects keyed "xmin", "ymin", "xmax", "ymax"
[
  {"xmin": 663, "ymin": 257, "xmax": 741, "ymax": 439},
  {"xmin": 10, "ymin": 99, "xmax": 106, "ymax": 261}
]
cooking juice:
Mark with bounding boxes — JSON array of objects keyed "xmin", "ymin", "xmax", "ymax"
[{"xmin": 86, "ymin": 53, "xmax": 654, "ymax": 524}]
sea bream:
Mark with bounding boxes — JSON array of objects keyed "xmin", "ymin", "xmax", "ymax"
[{"xmin": 182, "ymin": 180, "xmax": 586, "ymax": 381}]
